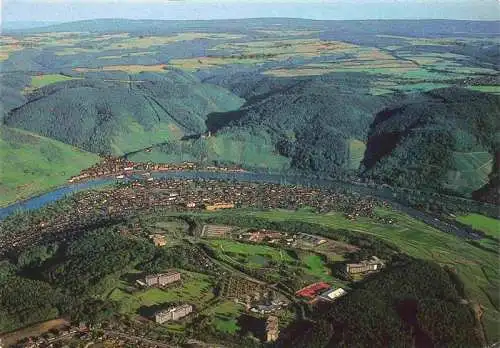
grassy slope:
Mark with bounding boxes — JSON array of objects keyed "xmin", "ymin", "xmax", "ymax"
[
  {"xmin": 457, "ymin": 214, "xmax": 500, "ymax": 238},
  {"xmin": 347, "ymin": 139, "xmax": 366, "ymax": 170},
  {"xmin": 128, "ymin": 133, "xmax": 291, "ymax": 171},
  {"xmin": 188, "ymin": 207, "xmax": 499, "ymax": 342},
  {"xmin": 110, "ymin": 120, "xmax": 183, "ymax": 155},
  {"xmin": 0, "ymin": 126, "xmax": 100, "ymax": 207},
  {"xmin": 444, "ymin": 152, "xmax": 493, "ymax": 195}
]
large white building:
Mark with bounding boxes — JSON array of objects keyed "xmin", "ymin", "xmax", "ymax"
[{"xmin": 155, "ymin": 304, "xmax": 193, "ymax": 323}]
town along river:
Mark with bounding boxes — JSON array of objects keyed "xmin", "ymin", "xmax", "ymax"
[
  {"xmin": 0, "ymin": 171, "xmax": 358, "ymax": 220},
  {"xmin": 0, "ymin": 170, "xmax": 483, "ymax": 240}
]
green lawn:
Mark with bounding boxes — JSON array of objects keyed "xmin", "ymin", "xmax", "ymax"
[
  {"xmin": 203, "ymin": 301, "xmax": 243, "ymax": 334},
  {"xmin": 108, "ymin": 272, "xmax": 214, "ymax": 315},
  {"xmin": 206, "ymin": 239, "xmax": 296, "ymax": 269},
  {"xmin": 301, "ymin": 253, "xmax": 334, "ymax": 282},
  {"xmin": 0, "ymin": 126, "xmax": 100, "ymax": 207}
]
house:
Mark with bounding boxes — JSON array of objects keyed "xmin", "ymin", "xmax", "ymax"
[
  {"xmin": 265, "ymin": 316, "xmax": 279, "ymax": 342},
  {"xmin": 155, "ymin": 304, "xmax": 193, "ymax": 323},
  {"xmin": 150, "ymin": 234, "xmax": 167, "ymax": 247}
]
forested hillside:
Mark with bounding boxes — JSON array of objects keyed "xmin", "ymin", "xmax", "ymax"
[
  {"xmin": 280, "ymin": 259, "xmax": 484, "ymax": 348},
  {"xmin": 4, "ymin": 71, "xmax": 244, "ymax": 155},
  {"xmin": 361, "ymin": 88, "xmax": 500, "ymax": 195},
  {"xmin": 205, "ymin": 74, "xmax": 393, "ymax": 175}
]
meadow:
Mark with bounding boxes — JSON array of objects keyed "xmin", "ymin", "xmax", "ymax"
[
  {"xmin": 456, "ymin": 213, "xmax": 500, "ymax": 238},
  {"xmin": 206, "ymin": 239, "xmax": 296, "ymax": 269},
  {"xmin": 0, "ymin": 126, "xmax": 99, "ymax": 207}
]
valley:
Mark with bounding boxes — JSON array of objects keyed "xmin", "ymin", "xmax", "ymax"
[
  {"xmin": 1, "ymin": 19, "xmax": 499, "ymax": 205},
  {"xmin": 0, "ymin": 17, "xmax": 499, "ymax": 348}
]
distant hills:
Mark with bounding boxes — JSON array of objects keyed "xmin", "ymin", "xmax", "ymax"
[{"xmin": 8, "ymin": 18, "xmax": 500, "ymax": 38}]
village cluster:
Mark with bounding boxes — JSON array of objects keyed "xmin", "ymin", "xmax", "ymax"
[{"xmin": 68, "ymin": 157, "xmax": 245, "ymax": 183}]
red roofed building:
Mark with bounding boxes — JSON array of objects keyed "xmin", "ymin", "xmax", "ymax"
[{"xmin": 295, "ymin": 282, "xmax": 331, "ymax": 299}]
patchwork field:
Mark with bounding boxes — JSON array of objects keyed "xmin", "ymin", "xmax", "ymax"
[
  {"xmin": 0, "ymin": 38, "xmax": 23, "ymax": 61},
  {"xmin": 74, "ymin": 64, "xmax": 168, "ymax": 74}
]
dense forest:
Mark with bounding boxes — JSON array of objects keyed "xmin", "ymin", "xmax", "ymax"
[{"xmin": 4, "ymin": 72, "xmax": 243, "ymax": 155}]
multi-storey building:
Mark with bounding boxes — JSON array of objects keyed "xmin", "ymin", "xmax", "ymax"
[
  {"xmin": 155, "ymin": 304, "xmax": 193, "ymax": 323},
  {"xmin": 144, "ymin": 271, "xmax": 181, "ymax": 287}
]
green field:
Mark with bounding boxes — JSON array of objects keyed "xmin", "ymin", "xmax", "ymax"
[
  {"xmin": 194, "ymin": 207, "xmax": 499, "ymax": 341},
  {"xmin": 466, "ymin": 85, "xmax": 500, "ymax": 95},
  {"xmin": 29, "ymin": 74, "xmax": 76, "ymax": 89},
  {"xmin": 347, "ymin": 139, "xmax": 366, "ymax": 170},
  {"xmin": 207, "ymin": 239, "xmax": 296, "ymax": 269},
  {"xmin": 457, "ymin": 214, "xmax": 500, "ymax": 238},
  {"xmin": 300, "ymin": 253, "xmax": 334, "ymax": 282},
  {"xmin": 0, "ymin": 126, "xmax": 100, "ymax": 207},
  {"xmin": 203, "ymin": 301, "xmax": 243, "ymax": 334}
]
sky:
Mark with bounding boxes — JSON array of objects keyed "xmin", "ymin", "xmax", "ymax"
[{"xmin": 2, "ymin": 0, "xmax": 500, "ymax": 24}]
